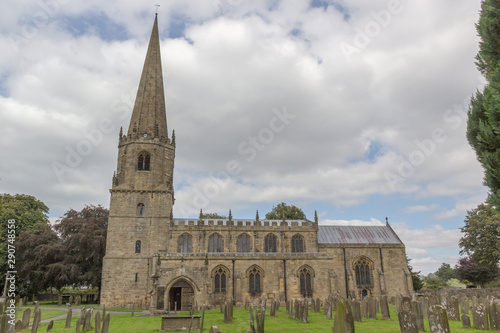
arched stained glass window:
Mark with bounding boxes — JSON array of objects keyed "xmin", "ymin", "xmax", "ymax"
[
  {"xmin": 135, "ymin": 240, "xmax": 141, "ymax": 253},
  {"xmin": 264, "ymin": 234, "xmax": 277, "ymax": 253},
  {"xmin": 178, "ymin": 234, "xmax": 192, "ymax": 253},
  {"xmin": 213, "ymin": 266, "xmax": 228, "ymax": 293},
  {"xmin": 209, "ymin": 233, "xmax": 223, "ymax": 253},
  {"xmin": 138, "ymin": 153, "xmax": 151, "ymax": 171},
  {"xmin": 299, "ymin": 266, "xmax": 313, "ymax": 297},
  {"xmin": 291, "ymin": 234, "xmax": 304, "ymax": 253},
  {"xmin": 137, "ymin": 203, "xmax": 145, "ymax": 217},
  {"xmin": 237, "ymin": 234, "xmax": 251, "ymax": 253},
  {"xmin": 248, "ymin": 266, "xmax": 263, "ymax": 295},
  {"xmin": 354, "ymin": 258, "xmax": 372, "ymax": 287}
]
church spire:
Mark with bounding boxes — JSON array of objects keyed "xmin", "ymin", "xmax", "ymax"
[{"xmin": 127, "ymin": 14, "xmax": 168, "ymax": 141}]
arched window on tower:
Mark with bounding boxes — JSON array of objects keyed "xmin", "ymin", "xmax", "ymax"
[
  {"xmin": 135, "ymin": 240, "xmax": 141, "ymax": 254},
  {"xmin": 248, "ymin": 265, "xmax": 263, "ymax": 295},
  {"xmin": 354, "ymin": 257, "xmax": 373, "ymax": 287},
  {"xmin": 291, "ymin": 234, "xmax": 304, "ymax": 253},
  {"xmin": 212, "ymin": 265, "xmax": 229, "ymax": 294},
  {"xmin": 138, "ymin": 153, "xmax": 151, "ymax": 171},
  {"xmin": 237, "ymin": 234, "xmax": 251, "ymax": 253},
  {"xmin": 137, "ymin": 203, "xmax": 145, "ymax": 217},
  {"xmin": 178, "ymin": 234, "xmax": 192, "ymax": 253},
  {"xmin": 208, "ymin": 233, "xmax": 223, "ymax": 253},
  {"xmin": 298, "ymin": 265, "xmax": 314, "ymax": 297},
  {"xmin": 264, "ymin": 234, "xmax": 277, "ymax": 253}
]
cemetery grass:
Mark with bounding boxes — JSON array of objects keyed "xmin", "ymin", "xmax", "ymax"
[{"xmin": 18, "ymin": 305, "xmax": 490, "ymax": 332}]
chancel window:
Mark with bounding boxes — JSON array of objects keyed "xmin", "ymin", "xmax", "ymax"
[
  {"xmin": 299, "ymin": 266, "xmax": 313, "ymax": 297},
  {"xmin": 212, "ymin": 266, "xmax": 228, "ymax": 293},
  {"xmin": 208, "ymin": 233, "xmax": 223, "ymax": 253},
  {"xmin": 264, "ymin": 234, "xmax": 277, "ymax": 253},
  {"xmin": 248, "ymin": 266, "xmax": 263, "ymax": 295},
  {"xmin": 354, "ymin": 258, "xmax": 372, "ymax": 287},
  {"xmin": 178, "ymin": 234, "xmax": 192, "ymax": 253},
  {"xmin": 137, "ymin": 203, "xmax": 144, "ymax": 217},
  {"xmin": 135, "ymin": 240, "xmax": 141, "ymax": 253},
  {"xmin": 138, "ymin": 153, "xmax": 150, "ymax": 171},
  {"xmin": 291, "ymin": 234, "xmax": 304, "ymax": 253},
  {"xmin": 237, "ymin": 234, "xmax": 251, "ymax": 253}
]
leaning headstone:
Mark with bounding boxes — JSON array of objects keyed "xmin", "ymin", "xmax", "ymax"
[
  {"xmin": 76, "ymin": 317, "xmax": 81, "ymax": 333},
  {"xmin": 46, "ymin": 320, "xmax": 54, "ymax": 332},
  {"xmin": 31, "ymin": 308, "xmax": 41, "ymax": 333},
  {"xmin": 101, "ymin": 313, "xmax": 111, "ymax": 333},
  {"xmin": 428, "ymin": 305, "xmax": 451, "ymax": 333},
  {"xmin": 380, "ymin": 296, "xmax": 390, "ymax": 320},
  {"xmin": 199, "ymin": 306, "xmax": 205, "ymax": 333},
  {"xmin": 65, "ymin": 308, "xmax": 72, "ymax": 329},
  {"xmin": 461, "ymin": 314, "xmax": 471, "ymax": 328},
  {"xmin": 249, "ymin": 304, "xmax": 255, "ymax": 333},
  {"xmin": 209, "ymin": 326, "xmax": 220, "ymax": 333},
  {"xmin": 471, "ymin": 304, "xmax": 489, "ymax": 329},
  {"xmin": 15, "ymin": 320, "xmax": 23, "ymax": 331},
  {"xmin": 398, "ymin": 309, "xmax": 418, "ymax": 333},
  {"xmin": 333, "ymin": 299, "xmax": 346, "ymax": 333},
  {"xmin": 22, "ymin": 307, "xmax": 31, "ymax": 329}
]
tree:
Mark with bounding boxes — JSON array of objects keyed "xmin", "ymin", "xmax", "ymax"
[
  {"xmin": 54, "ymin": 205, "xmax": 108, "ymax": 294},
  {"xmin": 265, "ymin": 202, "xmax": 306, "ymax": 220},
  {"xmin": 467, "ymin": 0, "xmax": 500, "ymax": 208},
  {"xmin": 199, "ymin": 209, "xmax": 226, "ymax": 219},
  {"xmin": 424, "ymin": 275, "xmax": 447, "ymax": 290},
  {"xmin": 434, "ymin": 263, "xmax": 457, "ymax": 282},
  {"xmin": 407, "ymin": 257, "xmax": 424, "ymax": 291},
  {"xmin": 0, "ymin": 194, "xmax": 51, "ymax": 293},
  {"xmin": 459, "ymin": 203, "xmax": 500, "ymax": 268},
  {"xmin": 456, "ymin": 256, "xmax": 499, "ymax": 287}
]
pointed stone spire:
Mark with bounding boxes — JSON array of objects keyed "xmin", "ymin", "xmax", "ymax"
[
  {"xmin": 199, "ymin": 209, "xmax": 203, "ymax": 219},
  {"xmin": 127, "ymin": 14, "xmax": 168, "ymax": 140},
  {"xmin": 314, "ymin": 210, "xmax": 318, "ymax": 223},
  {"xmin": 255, "ymin": 210, "xmax": 259, "ymax": 221}
]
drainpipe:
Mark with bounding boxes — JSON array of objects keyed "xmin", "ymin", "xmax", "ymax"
[
  {"xmin": 379, "ymin": 247, "xmax": 384, "ymax": 272},
  {"xmin": 343, "ymin": 247, "xmax": 349, "ymax": 299},
  {"xmin": 232, "ymin": 259, "xmax": 235, "ymax": 302},
  {"xmin": 283, "ymin": 259, "xmax": 288, "ymax": 303}
]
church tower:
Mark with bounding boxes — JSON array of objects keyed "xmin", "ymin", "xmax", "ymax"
[{"xmin": 100, "ymin": 14, "xmax": 174, "ymax": 307}]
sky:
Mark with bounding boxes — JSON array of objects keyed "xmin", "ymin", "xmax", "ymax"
[{"xmin": 0, "ymin": 0, "xmax": 488, "ymax": 275}]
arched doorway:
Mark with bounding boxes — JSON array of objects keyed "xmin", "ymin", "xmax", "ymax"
[{"xmin": 168, "ymin": 279, "xmax": 194, "ymax": 311}]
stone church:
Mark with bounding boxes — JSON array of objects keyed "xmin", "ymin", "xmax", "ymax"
[{"xmin": 100, "ymin": 15, "xmax": 413, "ymax": 311}]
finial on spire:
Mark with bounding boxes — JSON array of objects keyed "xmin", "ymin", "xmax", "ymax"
[
  {"xmin": 314, "ymin": 210, "xmax": 318, "ymax": 223},
  {"xmin": 199, "ymin": 209, "xmax": 203, "ymax": 219},
  {"xmin": 256, "ymin": 210, "xmax": 259, "ymax": 221},
  {"xmin": 228, "ymin": 209, "xmax": 232, "ymax": 221},
  {"xmin": 155, "ymin": 3, "xmax": 160, "ymax": 14},
  {"xmin": 386, "ymin": 217, "xmax": 389, "ymax": 225}
]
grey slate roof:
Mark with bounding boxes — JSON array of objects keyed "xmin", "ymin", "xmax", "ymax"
[{"xmin": 318, "ymin": 225, "xmax": 402, "ymax": 245}]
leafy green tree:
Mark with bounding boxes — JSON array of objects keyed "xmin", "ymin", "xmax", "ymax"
[
  {"xmin": 459, "ymin": 203, "xmax": 500, "ymax": 268},
  {"xmin": 456, "ymin": 256, "xmax": 499, "ymax": 287},
  {"xmin": 434, "ymin": 263, "xmax": 457, "ymax": 282},
  {"xmin": 0, "ymin": 194, "xmax": 51, "ymax": 293},
  {"xmin": 424, "ymin": 275, "xmax": 447, "ymax": 290},
  {"xmin": 467, "ymin": 0, "xmax": 500, "ymax": 208},
  {"xmin": 265, "ymin": 202, "xmax": 306, "ymax": 220},
  {"xmin": 407, "ymin": 257, "xmax": 424, "ymax": 291},
  {"xmin": 199, "ymin": 209, "xmax": 226, "ymax": 219}
]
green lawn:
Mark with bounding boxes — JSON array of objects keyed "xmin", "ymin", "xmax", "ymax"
[{"xmin": 15, "ymin": 304, "xmax": 490, "ymax": 332}]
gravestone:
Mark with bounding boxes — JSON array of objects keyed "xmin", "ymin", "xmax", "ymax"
[
  {"xmin": 461, "ymin": 314, "xmax": 471, "ymax": 328},
  {"xmin": 489, "ymin": 299, "xmax": 500, "ymax": 330},
  {"xmin": 249, "ymin": 304, "xmax": 255, "ymax": 333},
  {"xmin": 332, "ymin": 298, "xmax": 346, "ymax": 333},
  {"xmin": 57, "ymin": 295, "xmax": 62, "ymax": 307},
  {"xmin": 459, "ymin": 296, "xmax": 469, "ymax": 316},
  {"xmin": 471, "ymin": 304, "xmax": 489, "ymax": 329},
  {"xmin": 209, "ymin": 326, "xmax": 220, "ymax": 333},
  {"xmin": 270, "ymin": 299, "xmax": 276, "ymax": 317},
  {"xmin": 422, "ymin": 297, "xmax": 429, "ymax": 318},
  {"xmin": 22, "ymin": 307, "xmax": 31, "ymax": 329},
  {"xmin": 351, "ymin": 299, "xmax": 362, "ymax": 322},
  {"xmin": 302, "ymin": 299, "xmax": 309, "ymax": 323},
  {"xmin": 402, "ymin": 296, "xmax": 412, "ymax": 312},
  {"xmin": 15, "ymin": 320, "xmax": 23, "ymax": 331},
  {"xmin": 428, "ymin": 305, "xmax": 451, "ymax": 333},
  {"xmin": 34, "ymin": 301, "xmax": 39, "ymax": 315},
  {"xmin": 65, "ymin": 308, "xmax": 72, "ymax": 329},
  {"xmin": 368, "ymin": 297, "xmax": 377, "ymax": 320},
  {"xmin": 398, "ymin": 309, "xmax": 418, "ymax": 333},
  {"xmin": 380, "ymin": 295, "xmax": 390, "ymax": 320},
  {"xmin": 411, "ymin": 300, "xmax": 424, "ymax": 332},
  {"xmin": 361, "ymin": 298, "xmax": 368, "ymax": 319},
  {"xmin": 326, "ymin": 302, "xmax": 333, "ymax": 320},
  {"xmin": 31, "ymin": 308, "xmax": 41, "ymax": 333},
  {"xmin": 395, "ymin": 296, "xmax": 402, "ymax": 315},
  {"xmin": 102, "ymin": 313, "xmax": 111, "ymax": 333},
  {"xmin": 76, "ymin": 317, "xmax": 81, "ymax": 333},
  {"xmin": 46, "ymin": 320, "xmax": 54, "ymax": 332},
  {"xmin": 200, "ymin": 306, "xmax": 205, "ymax": 333},
  {"xmin": 315, "ymin": 298, "xmax": 321, "ymax": 313},
  {"xmin": 256, "ymin": 306, "xmax": 265, "ymax": 333},
  {"xmin": 95, "ymin": 311, "xmax": 101, "ymax": 333},
  {"xmin": 446, "ymin": 297, "xmax": 459, "ymax": 321}
]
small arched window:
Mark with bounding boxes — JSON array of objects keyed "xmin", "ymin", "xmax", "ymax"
[
  {"xmin": 208, "ymin": 233, "xmax": 223, "ymax": 253},
  {"xmin": 291, "ymin": 234, "xmax": 304, "ymax": 253},
  {"xmin": 248, "ymin": 265, "xmax": 263, "ymax": 295},
  {"xmin": 264, "ymin": 234, "xmax": 277, "ymax": 253},
  {"xmin": 135, "ymin": 240, "xmax": 141, "ymax": 253},
  {"xmin": 212, "ymin": 266, "xmax": 229, "ymax": 294},
  {"xmin": 354, "ymin": 258, "xmax": 372, "ymax": 287},
  {"xmin": 138, "ymin": 153, "xmax": 151, "ymax": 171},
  {"xmin": 299, "ymin": 266, "xmax": 313, "ymax": 297},
  {"xmin": 237, "ymin": 234, "xmax": 251, "ymax": 253},
  {"xmin": 178, "ymin": 234, "xmax": 192, "ymax": 253},
  {"xmin": 137, "ymin": 203, "xmax": 145, "ymax": 217}
]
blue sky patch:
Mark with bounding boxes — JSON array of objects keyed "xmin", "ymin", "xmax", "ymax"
[{"xmin": 310, "ymin": 0, "xmax": 350, "ymax": 21}]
